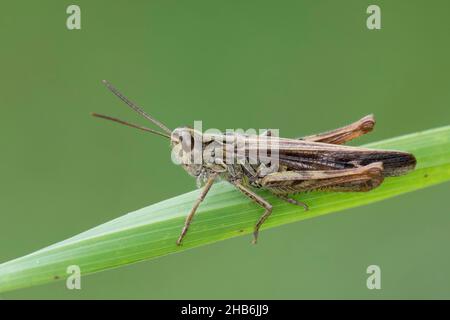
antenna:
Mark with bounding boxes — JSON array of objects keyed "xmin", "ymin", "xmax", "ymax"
[
  {"xmin": 102, "ymin": 80, "xmax": 172, "ymax": 134},
  {"xmin": 92, "ymin": 113, "xmax": 171, "ymax": 139}
]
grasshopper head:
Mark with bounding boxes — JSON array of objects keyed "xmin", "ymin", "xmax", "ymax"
[{"xmin": 171, "ymin": 127, "xmax": 204, "ymax": 177}]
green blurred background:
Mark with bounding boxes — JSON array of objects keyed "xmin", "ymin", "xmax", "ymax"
[{"xmin": 0, "ymin": 0, "xmax": 449, "ymax": 299}]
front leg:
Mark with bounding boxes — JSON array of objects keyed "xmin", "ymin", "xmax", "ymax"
[
  {"xmin": 232, "ymin": 180, "xmax": 273, "ymax": 244},
  {"xmin": 177, "ymin": 172, "xmax": 218, "ymax": 246}
]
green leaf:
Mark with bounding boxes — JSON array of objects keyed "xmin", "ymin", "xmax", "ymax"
[{"xmin": 0, "ymin": 126, "xmax": 449, "ymax": 293}]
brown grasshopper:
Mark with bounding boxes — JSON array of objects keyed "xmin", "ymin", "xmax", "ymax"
[{"xmin": 93, "ymin": 80, "xmax": 416, "ymax": 245}]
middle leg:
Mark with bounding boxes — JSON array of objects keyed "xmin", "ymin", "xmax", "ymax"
[{"xmin": 232, "ymin": 180, "xmax": 273, "ymax": 244}]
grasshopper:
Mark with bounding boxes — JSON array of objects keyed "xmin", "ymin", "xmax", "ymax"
[{"xmin": 93, "ymin": 80, "xmax": 416, "ymax": 245}]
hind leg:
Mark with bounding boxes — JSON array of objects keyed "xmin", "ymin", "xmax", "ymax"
[
  {"xmin": 299, "ymin": 114, "xmax": 375, "ymax": 145},
  {"xmin": 261, "ymin": 162, "xmax": 384, "ymax": 193},
  {"xmin": 273, "ymin": 194, "xmax": 308, "ymax": 210}
]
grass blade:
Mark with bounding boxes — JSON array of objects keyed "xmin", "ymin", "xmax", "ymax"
[{"xmin": 0, "ymin": 126, "xmax": 449, "ymax": 293}]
